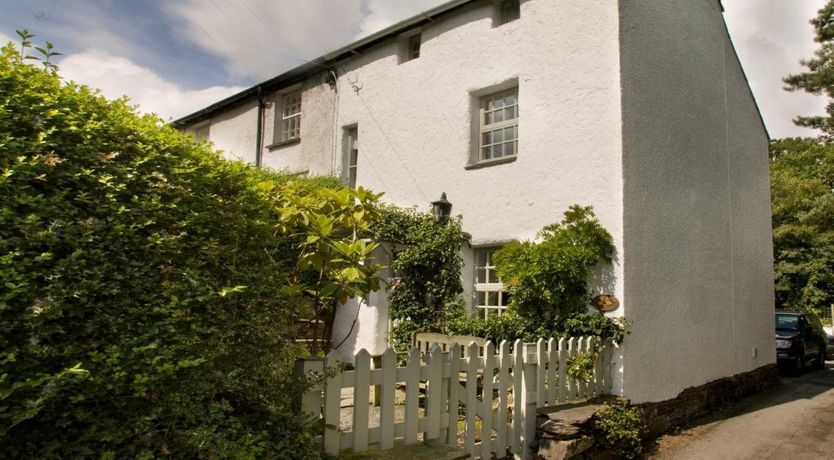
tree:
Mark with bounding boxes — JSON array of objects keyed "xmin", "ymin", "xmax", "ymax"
[
  {"xmin": 769, "ymin": 138, "xmax": 834, "ymax": 311},
  {"xmin": 0, "ymin": 38, "xmax": 370, "ymax": 457},
  {"xmin": 784, "ymin": 1, "xmax": 834, "ymax": 138},
  {"xmin": 277, "ymin": 183, "xmax": 384, "ymax": 353}
]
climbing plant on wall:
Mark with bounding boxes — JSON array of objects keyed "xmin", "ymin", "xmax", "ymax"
[
  {"xmin": 446, "ymin": 205, "xmax": 628, "ymax": 344},
  {"xmin": 373, "ymin": 205, "xmax": 469, "ymax": 352}
]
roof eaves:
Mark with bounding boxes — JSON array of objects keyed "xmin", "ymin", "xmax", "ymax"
[{"xmin": 171, "ymin": 0, "xmax": 478, "ymax": 127}]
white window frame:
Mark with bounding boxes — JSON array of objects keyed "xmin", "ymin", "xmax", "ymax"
[
  {"xmin": 272, "ymin": 86, "xmax": 302, "ymax": 144},
  {"xmin": 343, "ymin": 125, "xmax": 359, "ymax": 187},
  {"xmin": 478, "ymin": 87, "xmax": 518, "ymax": 162},
  {"xmin": 473, "ymin": 247, "xmax": 510, "ymax": 319}
]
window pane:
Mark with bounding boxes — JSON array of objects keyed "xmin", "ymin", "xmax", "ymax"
[
  {"xmin": 477, "ymin": 291, "xmax": 486, "ymax": 306},
  {"xmin": 493, "ymin": 128, "xmax": 503, "ymax": 143},
  {"xmin": 492, "ymin": 144, "xmax": 503, "ymax": 158},
  {"xmin": 476, "ymin": 268, "xmax": 487, "ymax": 283},
  {"xmin": 493, "ymin": 109, "xmax": 504, "ymax": 123},
  {"xmin": 482, "ymin": 146, "xmax": 492, "ymax": 160},
  {"xmin": 484, "ymin": 111, "xmax": 493, "ymax": 125},
  {"xmin": 488, "ymin": 291, "xmax": 499, "ymax": 306},
  {"xmin": 504, "ymin": 141, "xmax": 516, "ymax": 156},
  {"xmin": 477, "ymin": 250, "xmax": 489, "ymax": 266},
  {"xmin": 483, "ymin": 132, "xmax": 492, "ymax": 146},
  {"xmin": 504, "ymin": 126, "xmax": 516, "ymax": 140},
  {"xmin": 504, "ymin": 106, "xmax": 516, "ymax": 120},
  {"xmin": 487, "ymin": 267, "xmax": 497, "ymax": 283}
]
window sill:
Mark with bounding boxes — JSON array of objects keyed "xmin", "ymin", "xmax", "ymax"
[
  {"xmin": 464, "ymin": 156, "xmax": 517, "ymax": 170},
  {"xmin": 266, "ymin": 138, "xmax": 301, "ymax": 150}
]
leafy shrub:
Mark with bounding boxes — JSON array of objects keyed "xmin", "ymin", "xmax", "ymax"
[
  {"xmin": 567, "ymin": 351, "xmax": 597, "ymax": 382},
  {"xmin": 278, "ymin": 183, "xmax": 384, "ymax": 353},
  {"xmin": 446, "ymin": 206, "xmax": 627, "ymax": 344},
  {"xmin": 493, "ymin": 205, "xmax": 615, "ymax": 322},
  {"xmin": 373, "ymin": 205, "xmax": 468, "ymax": 352},
  {"xmin": 0, "ymin": 43, "xmax": 326, "ymax": 458},
  {"xmin": 596, "ymin": 399, "xmax": 646, "ymax": 459}
]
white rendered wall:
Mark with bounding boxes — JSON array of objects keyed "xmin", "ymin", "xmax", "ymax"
[
  {"xmin": 334, "ymin": 0, "xmax": 625, "ymax": 371},
  {"xmin": 618, "ymin": 0, "xmax": 775, "ymax": 403},
  {"xmin": 261, "ymin": 77, "xmax": 339, "ymax": 176},
  {"xmin": 189, "ymin": 74, "xmax": 337, "ymax": 176}
]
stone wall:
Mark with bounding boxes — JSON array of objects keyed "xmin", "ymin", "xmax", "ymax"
[
  {"xmin": 534, "ymin": 364, "xmax": 778, "ymax": 459},
  {"xmin": 637, "ymin": 364, "xmax": 778, "ymax": 436}
]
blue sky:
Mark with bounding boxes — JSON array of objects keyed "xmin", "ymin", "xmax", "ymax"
[{"xmin": 0, "ymin": 0, "xmax": 828, "ymax": 138}]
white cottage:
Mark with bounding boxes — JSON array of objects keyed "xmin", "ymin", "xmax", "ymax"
[{"xmin": 174, "ymin": 0, "xmax": 774, "ymax": 405}]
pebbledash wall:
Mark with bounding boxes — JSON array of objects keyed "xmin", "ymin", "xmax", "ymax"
[
  {"xmin": 619, "ymin": 0, "xmax": 774, "ymax": 403},
  {"xmin": 333, "ymin": 0, "xmax": 626, "ymax": 390},
  {"xmin": 177, "ymin": 0, "xmax": 773, "ymax": 404}
]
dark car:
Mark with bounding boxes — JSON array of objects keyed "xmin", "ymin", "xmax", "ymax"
[{"xmin": 775, "ymin": 311, "xmax": 827, "ymax": 373}]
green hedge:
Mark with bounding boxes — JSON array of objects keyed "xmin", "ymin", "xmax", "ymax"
[{"xmin": 0, "ymin": 44, "xmax": 326, "ymax": 458}]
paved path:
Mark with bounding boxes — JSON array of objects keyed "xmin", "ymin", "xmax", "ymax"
[{"xmin": 652, "ymin": 362, "xmax": 834, "ymax": 459}]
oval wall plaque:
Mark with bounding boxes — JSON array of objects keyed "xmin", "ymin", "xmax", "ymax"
[{"xmin": 591, "ymin": 294, "xmax": 619, "ymax": 312}]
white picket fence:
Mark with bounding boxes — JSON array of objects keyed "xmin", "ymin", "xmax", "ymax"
[{"xmin": 300, "ymin": 336, "xmax": 613, "ymax": 460}]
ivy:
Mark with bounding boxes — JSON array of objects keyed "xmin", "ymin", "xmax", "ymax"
[{"xmin": 373, "ymin": 205, "xmax": 469, "ymax": 352}]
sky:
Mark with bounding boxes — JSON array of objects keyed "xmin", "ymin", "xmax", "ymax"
[{"xmin": 0, "ymin": 0, "xmax": 828, "ymax": 139}]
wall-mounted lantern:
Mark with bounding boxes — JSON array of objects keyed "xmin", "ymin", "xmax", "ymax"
[{"xmin": 431, "ymin": 192, "xmax": 453, "ymax": 225}]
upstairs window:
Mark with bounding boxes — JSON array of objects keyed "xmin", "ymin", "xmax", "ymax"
[
  {"xmin": 474, "ymin": 248, "xmax": 509, "ymax": 319},
  {"xmin": 479, "ymin": 87, "xmax": 518, "ymax": 162},
  {"xmin": 408, "ymin": 34, "xmax": 421, "ymax": 60},
  {"xmin": 495, "ymin": 0, "xmax": 520, "ymax": 26},
  {"xmin": 275, "ymin": 89, "xmax": 302, "ymax": 144},
  {"xmin": 343, "ymin": 126, "xmax": 359, "ymax": 188},
  {"xmin": 399, "ymin": 30, "xmax": 422, "ymax": 63}
]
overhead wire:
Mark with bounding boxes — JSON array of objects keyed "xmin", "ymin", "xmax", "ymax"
[{"xmin": 354, "ymin": 86, "xmax": 428, "ymax": 203}]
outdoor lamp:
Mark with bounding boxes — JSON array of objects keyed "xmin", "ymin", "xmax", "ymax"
[{"xmin": 431, "ymin": 192, "xmax": 452, "ymax": 225}]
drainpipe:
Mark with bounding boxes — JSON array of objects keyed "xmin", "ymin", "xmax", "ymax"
[{"xmin": 255, "ymin": 86, "xmax": 265, "ymax": 167}]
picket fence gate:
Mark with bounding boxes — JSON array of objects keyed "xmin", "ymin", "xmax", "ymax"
[{"xmin": 299, "ymin": 336, "xmax": 613, "ymax": 460}]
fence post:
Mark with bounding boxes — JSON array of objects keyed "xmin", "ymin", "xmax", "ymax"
[
  {"xmin": 294, "ymin": 357, "xmax": 324, "ymax": 419},
  {"xmin": 380, "ymin": 348, "xmax": 396, "ymax": 450},
  {"xmin": 557, "ymin": 337, "xmax": 567, "ymax": 403},
  {"xmin": 447, "ymin": 344, "xmax": 461, "ymax": 447},
  {"xmin": 536, "ymin": 339, "xmax": 546, "ymax": 408},
  {"xmin": 323, "ymin": 351, "xmax": 343, "ymax": 456},
  {"xmin": 425, "ymin": 345, "xmax": 444, "ymax": 444},
  {"xmin": 465, "ymin": 342, "xmax": 479, "ymax": 456},
  {"xmin": 353, "ymin": 349, "xmax": 371, "ymax": 452},
  {"xmin": 519, "ymin": 341, "xmax": 537, "ymax": 460},
  {"xmin": 404, "ymin": 348, "xmax": 420, "ymax": 445},
  {"xmin": 497, "ymin": 341, "xmax": 510, "ymax": 455},
  {"xmin": 481, "ymin": 341, "xmax": 495, "ymax": 459}
]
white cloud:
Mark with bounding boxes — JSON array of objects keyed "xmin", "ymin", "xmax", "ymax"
[
  {"xmin": 724, "ymin": 0, "xmax": 828, "ymax": 138},
  {"xmin": 0, "ymin": 31, "xmax": 13, "ymax": 47},
  {"xmin": 163, "ymin": 0, "xmax": 365, "ymax": 80},
  {"xmin": 162, "ymin": 0, "xmax": 453, "ymax": 80},
  {"xmin": 58, "ymin": 49, "xmax": 244, "ymax": 121},
  {"xmin": 358, "ymin": 0, "xmax": 447, "ymax": 37}
]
